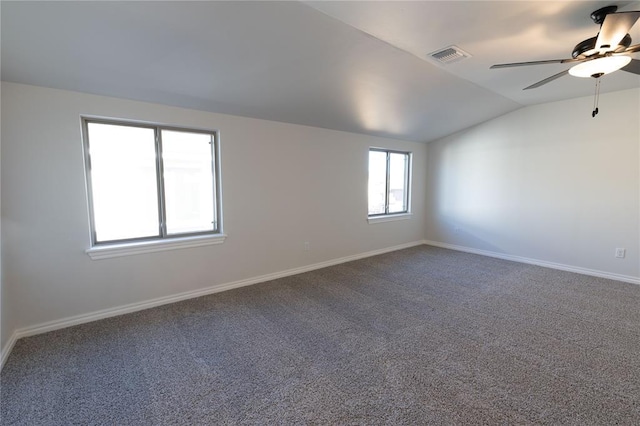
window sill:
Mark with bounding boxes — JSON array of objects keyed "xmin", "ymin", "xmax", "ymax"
[
  {"xmin": 368, "ymin": 213, "xmax": 413, "ymax": 224},
  {"xmin": 86, "ymin": 233, "xmax": 227, "ymax": 260}
]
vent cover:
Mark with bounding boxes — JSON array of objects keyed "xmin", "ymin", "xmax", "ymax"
[{"xmin": 428, "ymin": 45, "xmax": 472, "ymax": 64}]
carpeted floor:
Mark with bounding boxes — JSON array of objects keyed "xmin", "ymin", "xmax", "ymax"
[{"xmin": 2, "ymin": 245, "xmax": 640, "ymax": 425}]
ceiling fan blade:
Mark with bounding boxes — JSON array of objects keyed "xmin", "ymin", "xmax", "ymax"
[
  {"xmin": 621, "ymin": 58, "xmax": 640, "ymax": 75},
  {"xmin": 595, "ymin": 11, "xmax": 640, "ymax": 51},
  {"xmin": 624, "ymin": 43, "xmax": 640, "ymax": 54},
  {"xmin": 523, "ymin": 69, "xmax": 570, "ymax": 90},
  {"xmin": 491, "ymin": 59, "xmax": 579, "ymax": 69}
]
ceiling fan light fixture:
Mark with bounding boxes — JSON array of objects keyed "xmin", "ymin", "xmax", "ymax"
[{"xmin": 568, "ymin": 55, "xmax": 631, "ymax": 78}]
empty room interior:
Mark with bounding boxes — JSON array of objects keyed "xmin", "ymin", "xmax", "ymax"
[{"xmin": 1, "ymin": 1, "xmax": 640, "ymax": 424}]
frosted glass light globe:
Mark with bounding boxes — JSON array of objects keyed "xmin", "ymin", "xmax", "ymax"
[{"xmin": 569, "ymin": 56, "xmax": 632, "ymax": 78}]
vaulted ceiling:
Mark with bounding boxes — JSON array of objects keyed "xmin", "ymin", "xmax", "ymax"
[{"xmin": 2, "ymin": 1, "xmax": 639, "ymax": 142}]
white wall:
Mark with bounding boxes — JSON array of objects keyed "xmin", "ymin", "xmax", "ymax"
[
  {"xmin": 426, "ymin": 88, "xmax": 640, "ymax": 280},
  {"xmin": 0, "ymin": 82, "xmax": 426, "ymax": 349}
]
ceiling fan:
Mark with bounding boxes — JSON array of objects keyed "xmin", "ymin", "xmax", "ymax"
[{"xmin": 490, "ymin": 5, "xmax": 640, "ymax": 90}]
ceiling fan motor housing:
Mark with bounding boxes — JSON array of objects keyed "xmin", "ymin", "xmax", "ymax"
[
  {"xmin": 572, "ymin": 33, "xmax": 632, "ymax": 58},
  {"xmin": 590, "ymin": 5, "xmax": 618, "ymax": 25}
]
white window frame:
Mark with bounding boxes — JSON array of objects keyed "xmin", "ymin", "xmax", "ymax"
[
  {"xmin": 368, "ymin": 148, "xmax": 412, "ymax": 223},
  {"xmin": 82, "ymin": 117, "xmax": 225, "ymax": 259}
]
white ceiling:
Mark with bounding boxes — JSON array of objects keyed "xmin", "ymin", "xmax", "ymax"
[{"xmin": 2, "ymin": 1, "xmax": 639, "ymax": 142}]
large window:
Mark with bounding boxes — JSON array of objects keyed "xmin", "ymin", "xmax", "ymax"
[
  {"xmin": 82, "ymin": 118, "xmax": 221, "ymax": 246},
  {"xmin": 368, "ymin": 148, "xmax": 411, "ymax": 217}
]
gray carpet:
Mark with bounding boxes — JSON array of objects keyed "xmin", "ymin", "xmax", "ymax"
[{"xmin": 2, "ymin": 245, "xmax": 640, "ymax": 425}]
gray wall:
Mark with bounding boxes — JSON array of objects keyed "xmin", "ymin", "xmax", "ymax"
[
  {"xmin": 1, "ymin": 104, "xmax": 5, "ymax": 358},
  {"xmin": 426, "ymin": 88, "xmax": 640, "ymax": 280},
  {"xmin": 0, "ymin": 82, "xmax": 427, "ymax": 351}
]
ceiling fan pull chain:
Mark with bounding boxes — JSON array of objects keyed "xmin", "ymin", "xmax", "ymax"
[{"xmin": 592, "ymin": 78, "xmax": 601, "ymax": 118}]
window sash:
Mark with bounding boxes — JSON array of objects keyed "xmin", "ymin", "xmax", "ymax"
[
  {"xmin": 82, "ymin": 117, "xmax": 221, "ymax": 246},
  {"xmin": 368, "ymin": 148, "xmax": 411, "ymax": 217},
  {"xmin": 161, "ymin": 129, "xmax": 218, "ymax": 236}
]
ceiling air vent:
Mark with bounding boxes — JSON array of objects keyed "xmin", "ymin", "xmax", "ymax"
[{"xmin": 428, "ymin": 45, "xmax": 472, "ymax": 65}]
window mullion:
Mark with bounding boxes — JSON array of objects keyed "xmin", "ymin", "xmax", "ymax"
[
  {"xmin": 155, "ymin": 128, "xmax": 168, "ymax": 238},
  {"xmin": 385, "ymin": 152, "xmax": 391, "ymax": 215}
]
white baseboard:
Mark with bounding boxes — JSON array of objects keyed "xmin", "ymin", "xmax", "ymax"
[
  {"xmin": 0, "ymin": 240, "xmax": 424, "ymax": 371},
  {"xmin": 6, "ymin": 238, "xmax": 634, "ymax": 371},
  {"xmin": 1, "ymin": 331, "xmax": 19, "ymax": 371},
  {"xmin": 424, "ymin": 240, "xmax": 640, "ymax": 286}
]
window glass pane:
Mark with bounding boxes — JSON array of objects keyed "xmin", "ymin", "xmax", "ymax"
[
  {"xmin": 88, "ymin": 123, "xmax": 159, "ymax": 242},
  {"xmin": 388, "ymin": 153, "xmax": 408, "ymax": 213},
  {"xmin": 368, "ymin": 150, "xmax": 387, "ymax": 215},
  {"xmin": 162, "ymin": 130, "xmax": 215, "ymax": 235}
]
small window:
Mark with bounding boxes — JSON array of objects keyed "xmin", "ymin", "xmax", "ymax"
[
  {"xmin": 368, "ymin": 148, "xmax": 411, "ymax": 217},
  {"xmin": 82, "ymin": 118, "xmax": 221, "ymax": 246}
]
